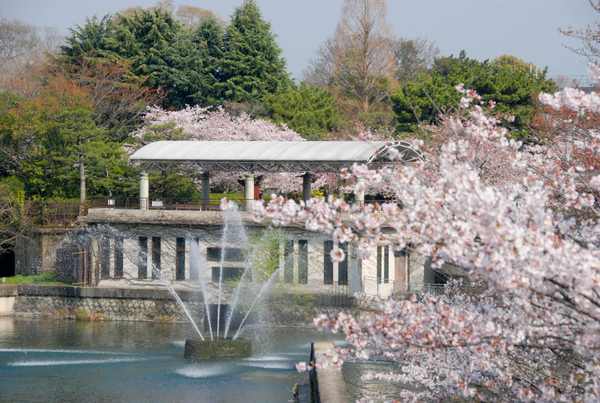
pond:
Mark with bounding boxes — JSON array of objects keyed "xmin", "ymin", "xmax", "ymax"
[{"xmin": 0, "ymin": 317, "xmax": 345, "ymax": 402}]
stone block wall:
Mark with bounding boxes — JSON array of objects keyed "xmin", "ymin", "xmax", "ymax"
[
  {"xmin": 10, "ymin": 285, "xmax": 205, "ymax": 323},
  {"xmin": 242, "ymin": 293, "xmax": 360, "ymax": 327},
  {"xmin": 3, "ymin": 284, "xmax": 358, "ymax": 327}
]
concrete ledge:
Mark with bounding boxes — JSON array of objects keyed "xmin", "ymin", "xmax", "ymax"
[
  {"xmin": 81, "ymin": 208, "xmax": 228, "ymax": 226},
  {"xmin": 79, "ymin": 208, "xmax": 305, "ymax": 229},
  {"xmin": 0, "ymin": 284, "xmax": 18, "ymax": 297},
  {"xmin": 15, "ymin": 284, "xmax": 203, "ymax": 301},
  {"xmin": 311, "ymin": 341, "xmax": 348, "ymax": 403},
  {"xmin": 0, "ymin": 285, "xmax": 17, "ymax": 316}
]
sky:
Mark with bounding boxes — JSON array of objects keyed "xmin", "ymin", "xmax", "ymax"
[{"xmin": 1, "ymin": 0, "xmax": 597, "ymax": 84}]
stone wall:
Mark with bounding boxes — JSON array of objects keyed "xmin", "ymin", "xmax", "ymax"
[
  {"xmin": 2, "ymin": 284, "xmax": 358, "ymax": 327},
  {"xmin": 9, "ymin": 285, "xmax": 205, "ymax": 323},
  {"xmin": 15, "ymin": 229, "xmax": 71, "ymax": 276},
  {"xmin": 262, "ymin": 293, "xmax": 360, "ymax": 326},
  {"xmin": 310, "ymin": 341, "xmax": 349, "ymax": 403}
]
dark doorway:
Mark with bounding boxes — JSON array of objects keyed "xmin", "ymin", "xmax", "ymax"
[{"xmin": 0, "ymin": 248, "xmax": 15, "ymax": 277}]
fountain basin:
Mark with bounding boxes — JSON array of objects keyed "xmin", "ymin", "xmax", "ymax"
[{"xmin": 184, "ymin": 337, "xmax": 252, "ymax": 361}]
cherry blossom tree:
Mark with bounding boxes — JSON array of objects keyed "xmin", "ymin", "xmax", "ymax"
[
  {"xmin": 559, "ymin": 1, "xmax": 600, "ymax": 68},
  {"xmin": 250, "ymin": 80, "xmax": 600, "ymax": 400},
  {"xmin": 416, "ymin": 87, "xmax": 527, "ymax": 188}
]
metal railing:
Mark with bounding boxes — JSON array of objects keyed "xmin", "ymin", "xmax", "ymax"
[
  {"xmin": 326, "ymin": 281, "xmax": 355, "ymax": 307},
  {"xmin": 90, "ymin": 196, "xmax": 140, "ymax": 209},
  {"xmin": 362, "ymin": 276, "xmax": 485, "ymax": 298},
  {"xmin": 90, "ymin": 196, "xmax": 246, "ymax": 211},
  {"xmin": 23, "ymin": 200, "xmax": 80, "ymax": 227},
  {"xmin": 88, "ymin": 195, "xmax": 394, "ymax": 212},
  {"xmin": 363, "ymin": 276, "xmax": 443, "ymax": 298}
]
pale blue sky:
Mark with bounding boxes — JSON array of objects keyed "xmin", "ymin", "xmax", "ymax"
[{"xmin": 1, "ymin": 0, "xmax": 597, "ymax": 84}]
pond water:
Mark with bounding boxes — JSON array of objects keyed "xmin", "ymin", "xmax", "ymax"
[{"xmin": 0, "ymin": 317, "xmax": 346, "ymax": 403}]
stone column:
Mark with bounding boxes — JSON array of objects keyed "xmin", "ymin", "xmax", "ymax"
[
  {"xmin": 355, "ymin": 177, "xmax": 365, "ymax": 207},
  {"xmin": 349, "ymin": 244, "xmax": 362, "ymax": 294},
  {"xmin": 302, "ymin": 173, "xmax": 312, "ymax": 202},
  {"xmin": 201, "ymin": 172, "xmax": 210, "ymax": 208},
  {"xmin": 244, "ymin": 175, "xmax": 254, "ymax": 211},
  {"xmin": 140, "ymin": 171, "xmax": 149, "ymax": 210}
]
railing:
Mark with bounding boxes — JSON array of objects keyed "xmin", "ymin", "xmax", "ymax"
[
  {"xmin": 89, "ymin": 195, "xmax": 390, "ymax": 212},
  {"xmin": 362, "ymin": 276, "xmax": 485, "ymax": 298},
  {"xmin": 90, "ymin": 196, "xmax": 140, "ymax": 209},
  {"xmin": 23, "ymin": 200, "xmax": 80, "ymax": 227},
  {"xmin": 90, "ymin": 196, "xmax": 246, "ymax": 211},
  {"xmin": 325, "ymin": 281, "xmax": 355, "ymax": 307}
]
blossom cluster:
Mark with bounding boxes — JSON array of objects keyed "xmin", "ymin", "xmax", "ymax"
[{"xmin": 252, "ymin": 80, "xmax": 600, "ymax": 400}]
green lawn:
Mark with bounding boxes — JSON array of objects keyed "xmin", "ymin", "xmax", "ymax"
[{"xmin": 2, "ymin": 273, "xmax": 66, "ymax": 285}]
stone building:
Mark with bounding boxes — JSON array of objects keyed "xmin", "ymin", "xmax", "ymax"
[{"xmin": 16, "ymin": 141, "xmax": 449, "ymax": 299}]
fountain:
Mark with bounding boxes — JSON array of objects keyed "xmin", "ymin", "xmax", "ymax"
[
  {"xmin": 53, "ymin": 202, "xmax": 289, "ymax": 361},
  {"xmin": 1, "ymin": 201, "xmax": 381, "ymax": 400},
  {"xmin": 182, "ymin": 201, "xmax": 277, "ymax": 361}
]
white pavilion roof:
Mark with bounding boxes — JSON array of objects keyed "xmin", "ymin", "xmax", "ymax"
[{"xmin": 130, "ymin": 141, "xmax": 422, "ymax": 173}]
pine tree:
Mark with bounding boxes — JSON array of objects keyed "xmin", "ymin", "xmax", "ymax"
[
  {"xmin": 107, "ymin": 8, "xmax": 209, "ymax": 109},
  {"xmin": 192, "ymin": 15, "xmax": 225, "ymax": 106},
  {"xmin": 261, "ymin": 84, "xmax": 339, "ymax": 139},
  {"xmin": 217, "ymin": 0, "xmax": 291, "ymax": 103}
]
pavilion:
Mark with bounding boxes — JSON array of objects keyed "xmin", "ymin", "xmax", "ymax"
[{"xmin": 129, "ymin": 140, "xmax": 423, "ymax": 209}]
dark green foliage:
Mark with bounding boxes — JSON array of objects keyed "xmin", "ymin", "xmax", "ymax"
[
  {"xmin": 149, "ymin": 171, "xmax": 201, "ymax": 201},
  {"xmin": 261, "ymin": 84, "xmax": 339, "ymax": 139},
  {"xmin": 392, "ymin": 74, "xmax": 461, "ymax": 133},
  {"xmin": 19, "ymin": 108, "xmax": 127, "ymax": 200},
  {"xmin": 192, "ymin": 16, "xmax": 224, "ymax": 105},
  {"xmin": 61, "ymin": 15, "xmax": 117, "ymax": 60},
  {"xmin": 52, "ymin": 108, "xmax": 127, "ymax": 198},
  {"xmin": 216, "ymin": 0, "xmax": 291, "ymax": 103},
  {"xmin": 61, "ymin": 9, "xmax": 212, "ymax": 109},
  {"xmin": 391, "ymin": 51, "xmax": 558, "ymax": 138},
  {"xmin": 61, "ymin": 2, "xmax": 292, "ymax": 110},
  {"xmin": 106, "ymin": 9, "xmax": 209, "ymax": 109}
]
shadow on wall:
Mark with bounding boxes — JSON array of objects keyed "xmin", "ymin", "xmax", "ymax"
[{"xmin": 0, "ymin": 247, "xmax": 15, "ymax": 277}]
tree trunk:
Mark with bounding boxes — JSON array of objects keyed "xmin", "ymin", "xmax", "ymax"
[{"xmin": 79, "ymin": 155, "xmax": 85, "ymax": 215}]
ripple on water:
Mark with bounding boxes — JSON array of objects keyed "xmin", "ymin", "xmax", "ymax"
[
  {"xmin": 241, "ymin": 361, "xmax": 293, "ymax": 370},
  {"xmin": 8, "ymin": 357, "xmax": 147, "ymax": 367},
  {"xmin": 0, "ymin": 348, "xmax": 136, "ymax": 355},
  {"xmin": 243, "ymin": 354, "xmax": 288, "ymax": 362},
  {"xmin": 175, "ymin": 363, "xmax": 233, "ymax": 378}
]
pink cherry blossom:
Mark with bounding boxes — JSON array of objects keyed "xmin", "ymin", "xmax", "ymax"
[{"xmin": 253, "ymin": 80, "xmax": 600, "ymax": 401}]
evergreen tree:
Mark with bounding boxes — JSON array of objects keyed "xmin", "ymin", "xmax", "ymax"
[
  {"xmin": 61, "ymin": 15, "xmax": 117, "ymax": 61},
  {"xmin": 391, "ymin": 51, "xmax": 557, "ymax": 138},
  {"xmin": 192, "ymin": 15, "xmax": 225, "ymax": 106},
  {"xmin": 106, "ymin": 8, "xmax": 209, "ymax": 109},
  {"xmin": 217, "ymin": 0, "xmax": 291, "ymax": 103},
  {"xmin": 261, "ymin": 84, "xmax": 339, "ymax": 139}
]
